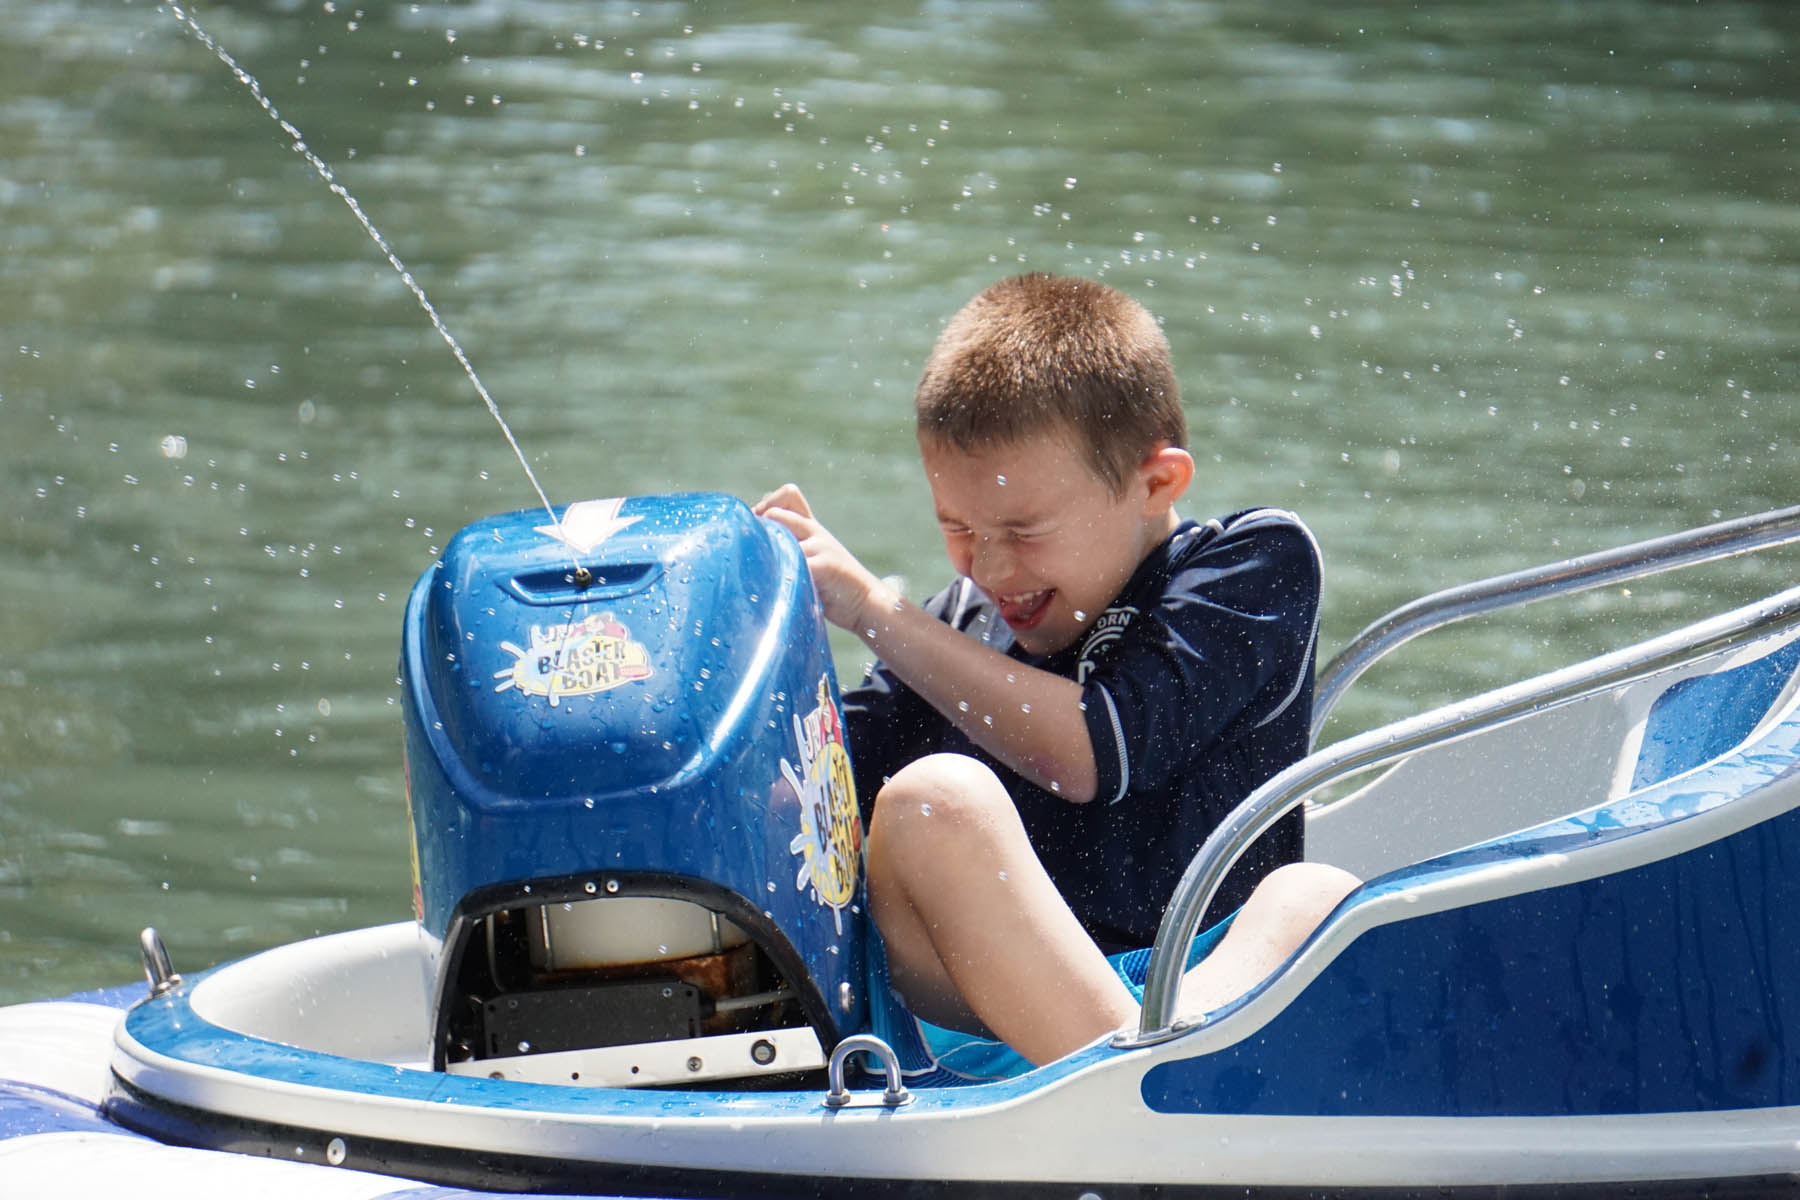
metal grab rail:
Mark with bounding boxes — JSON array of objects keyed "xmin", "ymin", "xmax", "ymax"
[
  {"xmin": 1121, "ymin": 580, "xmax": 1800, "ymax": 1045},
  {"xmin": 1310, "ymin": 505, "xmax": 1800, "ymax": 744}
]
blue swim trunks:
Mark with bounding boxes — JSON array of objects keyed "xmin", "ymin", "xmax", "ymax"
[{"xmin": 865, "ymin": 914, "xmax": 1236, "ymax": 1086}]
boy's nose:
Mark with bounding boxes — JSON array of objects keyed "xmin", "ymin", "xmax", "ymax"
[{"xmin": 969, "ymin": 537, "xmax": 1017, "ymax": 592}]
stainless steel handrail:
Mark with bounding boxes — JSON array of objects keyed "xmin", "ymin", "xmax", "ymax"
[
  {"xmin": 1122, "ymin": 580, "xmax": 1800, "ymax": 1045},
  {"xmin": 1310, "ymin": 506, "xmax": 1800, "ymax": 744}
]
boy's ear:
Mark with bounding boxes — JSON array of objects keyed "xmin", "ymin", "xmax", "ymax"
[{"xmin": 1137, "ymin": 444, "xmax": 1194, "ymax": 514}]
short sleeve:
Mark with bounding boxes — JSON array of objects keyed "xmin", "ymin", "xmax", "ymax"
[{"xmin": 1081, "ymin": 512, "xmax": 1321, "ymax": 806}]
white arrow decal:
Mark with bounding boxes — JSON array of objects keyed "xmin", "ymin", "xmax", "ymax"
[{"xmin": 537, "ymin": 497, "xmax": 641, "ymax": 554}]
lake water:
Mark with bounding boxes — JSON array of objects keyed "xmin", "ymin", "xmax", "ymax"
[{"xmin": 1, "ymin": 0, "xmax": 1795, "ymax": 1003}]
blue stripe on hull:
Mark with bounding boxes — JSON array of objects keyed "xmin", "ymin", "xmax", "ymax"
[{"xmin": 1144, "ymin": 792, "xmax": 1800, "ymax": 1117}]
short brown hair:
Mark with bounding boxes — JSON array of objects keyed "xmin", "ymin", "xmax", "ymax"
[{"xmin": 914, "ymin": 273, "xmax": 1185, "ymax": 494}]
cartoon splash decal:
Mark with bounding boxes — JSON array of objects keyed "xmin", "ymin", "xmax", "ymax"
[
  {"xmin": 535, "ymin": 496, "xmax": 640, "ymax": 555},
  {"xmin": 403, "ymin": 742, "xmax": 424, "ymax": 922},
  {"xmin": 493, "ymin": 612, "xmax": 652, "ymax": 706},
  {"xmin": 782, "ymin": 677, "xmax": 862, "ymax": 934}
]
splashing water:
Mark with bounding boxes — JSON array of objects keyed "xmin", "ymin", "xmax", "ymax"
[{"xmin": 162, "ymin": 1, "xmax": 569, "ymax": 549}]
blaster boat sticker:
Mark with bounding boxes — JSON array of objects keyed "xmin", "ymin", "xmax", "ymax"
[
  {"xmin": 493, "ymin": 612, "xmax": 652, "ymax": 706},
  {"xmin": 783, "ymin": 678, "xmax": 862, "ymax": 934}
]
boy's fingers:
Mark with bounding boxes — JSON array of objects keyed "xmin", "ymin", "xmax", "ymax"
[
  {"xmin": 753, "ymin": 483, "xmax": 813, "ymax": 519},
  {"xmin": 759, "ymin": 504, "xmax": 815, "ymax": 539}
]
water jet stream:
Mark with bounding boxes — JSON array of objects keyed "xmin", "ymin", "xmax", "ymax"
[{"xmin": 162, "ymin": 1, "xmax": 573, "ymax": 558}]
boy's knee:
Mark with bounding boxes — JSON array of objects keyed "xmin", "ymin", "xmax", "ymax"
[
  {"xmin": 871, "ymin": 752, "xmax": 1000, "ymax": 816},
  {"xmin": 867, "ymin": 753, "xmax": 1017, "ymax": 872},
  {"xmin": 866, "ymin": 754, "xmax": 1025, "ymax": 919},
  {"xmin": 1252, "ymin": 862, "xmax": 1360, "ymax": 929}
]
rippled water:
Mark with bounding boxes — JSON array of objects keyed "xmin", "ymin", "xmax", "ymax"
[{"xmin": 1, "ymin": 0, "xmax": 1795, "ymax": 1002}]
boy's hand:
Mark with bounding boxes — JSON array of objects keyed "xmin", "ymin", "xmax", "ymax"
[
  {"xmin": 754, "ymin": 484, "xmax": 893, "ymax": 634},
  {"xmin": 754, "ymin": 485, "xmax": 1096, "ymax": 803}
]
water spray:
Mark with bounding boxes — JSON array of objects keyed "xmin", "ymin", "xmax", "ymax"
[{"xmin": 162, "ymin": 1, "xmax": 585, "ymax": 582}]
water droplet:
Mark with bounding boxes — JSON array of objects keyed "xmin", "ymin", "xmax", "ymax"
[
  {"xmin": 995, "ymin": 474, "xmax": 1007, "ymax": 486},
  {"xmin": 919, "ymin": 802, "xmax": 933, "ymax": 816}
]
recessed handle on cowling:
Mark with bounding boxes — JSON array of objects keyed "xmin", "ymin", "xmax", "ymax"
[
  {"xmin": 823, "ymin": 1034, "xmax": 912, "ymax": 1109},
  {"xmin": 502, "ymin": 561, "xmax": 662, "ymax": 606}
]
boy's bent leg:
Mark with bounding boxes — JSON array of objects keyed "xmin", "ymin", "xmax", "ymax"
[
  {"xmin": 865, "ymin": 753, "xmax": 1137, "ymax": 1067},
  {"xmin": 1174, "ymin": 861, "xmax": 1360, "ymax": 1020}
]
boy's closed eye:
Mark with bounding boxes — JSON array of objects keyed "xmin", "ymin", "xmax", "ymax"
[{"xmin": 939, "ymin": 521, "xmax": 1055, "ymax": 543}]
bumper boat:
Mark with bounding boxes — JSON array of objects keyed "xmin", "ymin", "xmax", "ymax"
[{"xmin": 5, "ymin": 495, "xmax": 1800, "ymax": 1198}]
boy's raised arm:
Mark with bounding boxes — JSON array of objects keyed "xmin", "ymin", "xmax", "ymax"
[{"xmin": 755, "ymin": 486, "xmax": 1098, "ymax": 803}]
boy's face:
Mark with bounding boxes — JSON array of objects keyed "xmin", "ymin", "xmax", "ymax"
[{"xmin": 919, "ymin": 432, "xmax": 1185, "ymax": 657}]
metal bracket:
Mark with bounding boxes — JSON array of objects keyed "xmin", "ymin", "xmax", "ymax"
[
  {"xmin": 140, "ymin": 927, "xmax": 182, "ymax": 998},
  {"xmin": 822, "ymin": 1034, "xmax": 912, "ymax": 1109}
]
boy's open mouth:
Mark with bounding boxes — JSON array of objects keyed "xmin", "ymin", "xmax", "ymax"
[{"xmin": 995, "ymin": 588, "xmax": 1054, "ymax": 630}]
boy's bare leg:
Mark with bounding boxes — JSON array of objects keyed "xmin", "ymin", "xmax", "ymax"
[
  {"xmin": 865, "ymin": 753, "xmax": 1138, "ymax": 1066},
  {"xmin": 867, "ymin": 756, "xmax": 1360, "ymax": 1064},
  {"xmin": 1174, "ymin": 861, "xmax": 1360, "ymax": 1019}
]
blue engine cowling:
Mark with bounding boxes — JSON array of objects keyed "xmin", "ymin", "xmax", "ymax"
[{"xmin": 399, "ymin": 493, "xmax": 865, "ymax": 1080}]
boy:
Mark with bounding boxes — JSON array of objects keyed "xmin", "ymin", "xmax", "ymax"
[{"xmin": 756, "ymin": 273, "xmax": 1337, "ymax": 1066}]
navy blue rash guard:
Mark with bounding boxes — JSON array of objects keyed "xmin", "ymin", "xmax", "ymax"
[{"xmin": 842, "ymin": 509, "xmax": 1322, "ymax": 952}]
